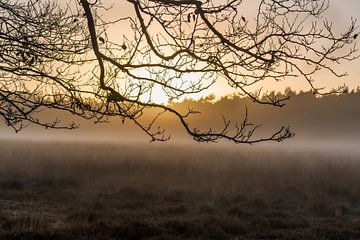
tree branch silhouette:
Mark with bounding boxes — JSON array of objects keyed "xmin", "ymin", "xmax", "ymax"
[{"xmin": 0, "ymin": 0, "xmax": 358, "ymax": 143}]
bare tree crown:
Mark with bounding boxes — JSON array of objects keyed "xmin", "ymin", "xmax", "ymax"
[{"xmin": 0, "ymin": 0, "xmax": 358, "ymax": 143}]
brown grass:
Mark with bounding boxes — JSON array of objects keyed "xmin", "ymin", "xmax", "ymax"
[{"xmin": 0, "ymin": 139, "xmax": 359, "ymax": 239}]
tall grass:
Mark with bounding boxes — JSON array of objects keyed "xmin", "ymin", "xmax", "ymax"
[{"xmin": 0, "ymin": 139, "xmax": 359, "ymax": 239}]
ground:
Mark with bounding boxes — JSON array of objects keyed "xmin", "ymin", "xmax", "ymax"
[{"xmin": 0, "ymin": 140, "xmax": 359, "ymax": 240}]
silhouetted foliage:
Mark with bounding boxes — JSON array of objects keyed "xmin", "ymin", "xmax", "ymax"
[{"xmin": 0, "ymin": 0, "xmax": 358, "ymax": 143}]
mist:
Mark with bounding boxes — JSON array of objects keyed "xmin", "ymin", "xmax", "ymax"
[
  {"xmin": 2, "ymin": 89, "xmax": 359, "ymax": 147},
  {"xmin": 1, "ymin": 90, "xmax": 360, "ymax": 239}
]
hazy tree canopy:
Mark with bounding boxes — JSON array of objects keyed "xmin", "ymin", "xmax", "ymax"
[{"xmin": 0, "ymin": 0, "xmax": 358, "ymax": 143}]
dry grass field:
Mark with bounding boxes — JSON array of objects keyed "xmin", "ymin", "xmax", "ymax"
[{"xmin": 0, "ymin": 139, "xmax": 359, "ymax": 239}]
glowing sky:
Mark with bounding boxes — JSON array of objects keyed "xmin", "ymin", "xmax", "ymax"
[
  {"xmin": 54, "ymin": 0, "xmax": 360, "ymax": 102},
  {"xmin": 100, "ymin": 0, "xmax": 360, "ymax": 101}
]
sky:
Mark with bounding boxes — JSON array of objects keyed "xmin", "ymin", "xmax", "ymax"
[
  {"xmin": 51, "ymin": 0, "xmax": 360, "ymax": 102},
  {"xmin": 98, "ymin": 0, "xmax": 360, "ymax": 101},
  {"xmin": 4, "ymin": 0, "xmax": 360, "ymax": 142}
]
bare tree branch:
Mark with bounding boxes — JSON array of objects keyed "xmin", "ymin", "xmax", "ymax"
[{"xmin": 0, "ymin": 0, "xmax": 358, "ymax": 143}]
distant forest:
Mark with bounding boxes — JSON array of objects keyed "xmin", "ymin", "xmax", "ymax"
[
  {"xmin": 166, "ymin": 88, "xmax": 360, "ymax": 141},
  {"xmin": 1, "ymin": 88, "xmax": 360, "ymax": 142}
]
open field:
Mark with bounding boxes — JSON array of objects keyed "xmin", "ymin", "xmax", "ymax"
[{"xmin": 0, "ymin": 139, "xmax": 360, "ymax": 239}]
